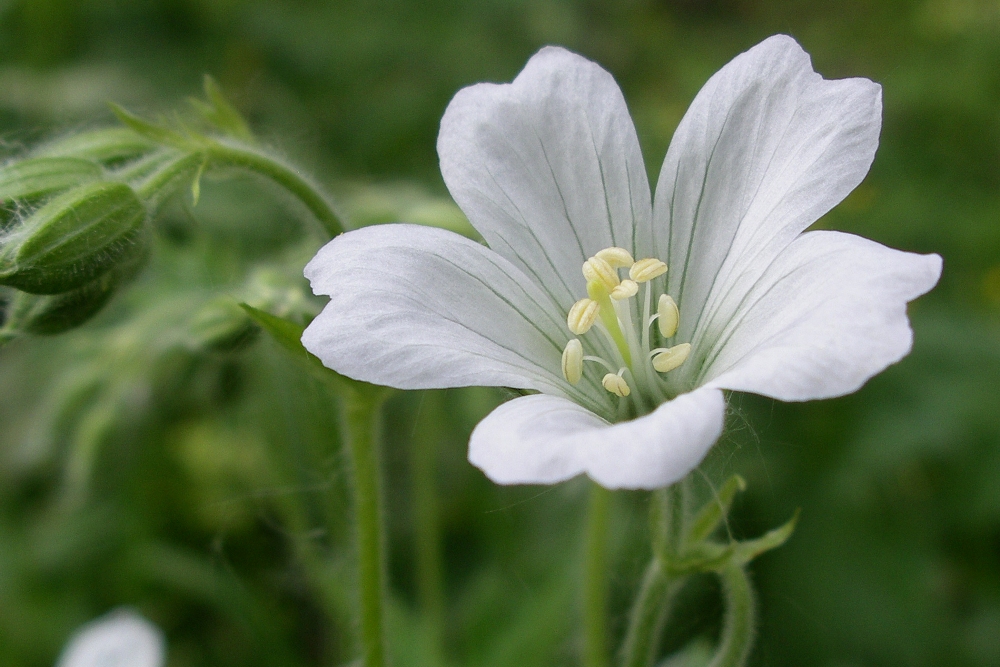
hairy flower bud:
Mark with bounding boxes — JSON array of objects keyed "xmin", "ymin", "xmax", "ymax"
[
  {"xmin": 0, "ymin": 158, "xmax": 102, "ymax": 203},
  {"xmin": 0, "ymin": 182, "xmax": 146, "ymax": 294}
]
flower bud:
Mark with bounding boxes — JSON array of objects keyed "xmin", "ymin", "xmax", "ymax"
[
  {"xmin": 0, "ymin": 182, "xmax": 146, "ymax": 294},
  {"xmin": 0, "ymin": 158, "xmax": 102, "ymax": 203},
  {"xmin": 35, "ymin": 127, "xmax": 156, "ymax": 163},
  {"xmin": 1, "ymin": 236, "xmax": 148, "ymax": 336},
  {"xmin": 657, "ymin": 294, "xmax": 679, "ymax": 338}
]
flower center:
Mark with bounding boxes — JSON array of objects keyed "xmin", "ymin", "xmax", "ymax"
[{"xmin": 561, "ymin": 247, "xmax": 690, "ymax": 412}]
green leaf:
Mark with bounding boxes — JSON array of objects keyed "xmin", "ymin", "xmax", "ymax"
[
  {"xmin": 730, "ymin": 510, "xmax": 800, "ymax": 566},
  {"xmin": 34, "ymin": 127, "xmax": 156, "ymax": 163},
  {"xmin": 197, "ymin": 74, "xmax": 254, "ymax": 141},
  {"xmin": 686, "ymin": 474, "xmax": 747, "ymax": 545}
]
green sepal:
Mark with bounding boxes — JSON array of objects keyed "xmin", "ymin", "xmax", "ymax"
[
  {"xmin": 186, "ymin": 297, "xmax": 258, "ymax": 352},
  {"xmin": 34, "ymin": 127, "xmax": 156, "ymax": 164},
  {"xmin": 0, "ymin": 234, "xmax": 148, "ymax": 336},
  {"xmin": 0, "ymin": 158, "xmax": 102, "ymax": 203},
  {"xmin": 109, "ymin": 103, "xmax": 200, "ymax": 151},
  {"xmin": 686, "ymin": 475, "xmax": 747, "ymax": 545},
  {"xmin": 190, "ymin": 75, "xmax": 254, "ymax": 142},
  {"xmin": 0, "ymin": 181, "xmax": 146, "ymax": 294},
  {"xmin": 727, "ymin": 509, "xmax": 799, "ymax": 567}
]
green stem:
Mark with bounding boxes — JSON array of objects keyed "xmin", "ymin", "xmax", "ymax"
[
  {"xmin": 207, "ymin": 141, "xmax": 344, "ymax": 238},
  {"xmin": 410, "ymin": 391, "xmax": 447, "ymax": 665},
  {"xmin": 618, "ymin": 558, "xmax": 681, "ymax": 667},
  {"xmin": 133, "ymin": 153, "xmax": 202, "ymax": 201},
  {"xmin": 583, "ymin": 483, "xmax": 611, "ymax": 667},
  {"xmin": 651, "ymin": 483, "xmax": 685, "ymax": 560},
  {"xmin": 339, "ymin": 386, "xmax": 389, "ymax": 667},
  {"xmin": 707, "ymin": 565, "xmax": 756, "ymax": 667}
]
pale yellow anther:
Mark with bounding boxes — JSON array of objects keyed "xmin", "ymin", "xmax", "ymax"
[
  {"xmin": 582, "ymin": 256, "xmax": 620, "ymax": 291},
  {"xmin": 657, "ymin": 294, "xmax": 679, "ymax": 338},
  {"xmin": 602, "ymin": 372, "xmax": 631, "ymax": 397},
  {"xmin": 595, "ymin": 247, "xmax": 635, "ymax": 269},
  {"xmin": 651, "ymin": 343, "xmax": 691, "ymax": 374},
  {"xmin": 610, "ymin": 279, "xmax": 639, "ymax": 301},
  {"xmin": 567, "ymin": 298, "xmax": 600, "ymax": 335},
  {"xmin": 562, "ymin": 339, "xmax": 584, "ymax": 385},
  {"xmin": 630, "ymin": 258, "xmax": 668, "ymax": 283}
]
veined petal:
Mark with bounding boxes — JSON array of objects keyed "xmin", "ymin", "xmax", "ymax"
[
  {"xmin": 701, "ymin": 231, "xmax": 942, "ymax": 401},
  {"xmin": 438, "ymin": 46, "xmax": 653, "ymax": 311},
  {"xmin": 303, "ymin": 224, "xmax": 609, "ymax": 411},
  {"xmin": 653, "ymin": 35, "xmax": 882, "ymax": 348},
  {"xmin": 469, "ymin": 388, "xmax": 725, "ymax": 490}
]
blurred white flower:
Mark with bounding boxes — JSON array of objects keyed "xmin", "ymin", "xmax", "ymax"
[
  {"xmin": 56, "ymin": 609, "xmax": 164, "ymax": 667},
  {"xmin": 302, "ymin": 35, "xmax": 941, "ymax": 489}
]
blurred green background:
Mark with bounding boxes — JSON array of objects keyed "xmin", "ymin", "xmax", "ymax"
[{"xmin": 1, "ymin": 0, "xmax": 998, "ymax": 666}]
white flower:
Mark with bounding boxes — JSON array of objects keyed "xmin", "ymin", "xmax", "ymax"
[
  {"xmin": 302, "ymin": 35, "xmax": 941, "ymax": 490},
  {"xmin": 56, "ymin": 609, "xmax": 164, "ymax": 667}
]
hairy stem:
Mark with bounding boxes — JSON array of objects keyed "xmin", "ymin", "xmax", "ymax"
[
  {"xmin": 619, "ymin": 558, "xmax": 681, "ymax": 667},
  {"xmin": 583, "ymin": 483, "xmax": 612, "ymax": 667},
  {"xmin": 707, "ymin": 565, "xmax": 756, "ymax": 667}
]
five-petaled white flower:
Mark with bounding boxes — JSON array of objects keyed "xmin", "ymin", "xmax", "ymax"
[{"xmin": 302, "ymin": 35, "xmax": 941, "ymax": 489}]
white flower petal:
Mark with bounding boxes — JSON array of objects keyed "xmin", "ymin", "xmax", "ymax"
[
  {"xmin": 653, "ymin": 35, "xmax": 882, "ymax": 348},
  {"xmin": 57, "ymin": 609, "xmax": 164, "ymax": 667},
  {"xmin": 438, "ymin": 46, "xmax": 653, "ymax": 311},
  {"xmin": 469, "ymin": 388, "xmax": 725, "ymax": 490},
  {"xmin": 303, "ymin": 224, "xmax": 609, "ymax": 411},
  {"xmin": 702, "ymin": 231, "xmax": 942, "ymax": 401}
]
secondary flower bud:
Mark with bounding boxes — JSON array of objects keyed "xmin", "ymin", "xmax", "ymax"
[
  {"xmin": 629, "ymin": 258, "xmax": 667, "ymax": 283},
  {"xmin": 652, "ymin": 343, "xmax": 691, "ymax": 374},
  {"xmin": 0, "ymin": 157, "xmax": 102, "ymax": 203},
  {"xmin": 582, "ymin": 256, "xmax": 620, "ymax": 291},
  {"xmin": 657, "ymin": 294, "xmax": 679, "ymax": 338},
  {"xmin": 567, "ymin": 298, "xmax": 600, "ymax": 334},
  {"xmin": 610, "ymin": 279, "xmax": 638, "ymax": 301},
  {"xmin": 602, "ymin": 372, "xmax": 630, "ymax": 397},
  {"xmin": 0, "ymin": 182, "xmax": 146, "ymax": 294},
  {"xmin": 561, "ymin": 339, "xmax": 583, "ymax": 384},
  {"xmin": 595, "ymin": 247, "xmax": 634, "ymax": 268}
]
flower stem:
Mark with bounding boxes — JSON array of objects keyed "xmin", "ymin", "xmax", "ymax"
[
  {"xmin": 339, "ymin": 385, "xmax": 389, "ymax": 667},
  {"xmin": 618, "ymin": 558, "xmax": 681, "ymax": 667},
  {"xmin": 583, "ymin": 483, "xmax": 612, "ymax": 667},
  {"xmin": 207, "ymin": 141, "xmax": 345, "ymax": 238},
  {"xmin": 707, "ymin": 565, "xmax": 756, "ymax": 667}
]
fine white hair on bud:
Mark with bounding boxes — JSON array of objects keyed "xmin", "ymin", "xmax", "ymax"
[
  {"xmin": 601, "ymin": 371, "xmax": 630, "ymax": 397},
  {"xmin": 657, "ymin": 294, "xmax": 679, "ymax": 338},
  {"xmin": 610, "ymin": 279, "xmax": 638, "ymax": 301},
  {"xmin": 561, "ymin": 338, "xmax": 583, "ymax": 384},
  {"xmin": 582, "ymin": 256, "xmax": 620, "ymax": 291},
  {"xmin": 629, "ymin": 258, "xmax": 667, "ymax": 283},
  {"xmin": 595, "ymin": 246, "xmax": 635, "ymax": 268},
  {"xmin": 651, "ymin": 343, "xmax": 691, "ymax": 374},
  {"xmin": 567, "ymin": 298, "xmax": 600, "ymax": 334}
]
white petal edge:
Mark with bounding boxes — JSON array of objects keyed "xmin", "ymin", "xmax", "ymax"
[
  {"xmin": 438, "ymin": 45, "xmax": 653, "ymax": 312},
  {"xmin": 302, "ymin": 224, "xmax": 610, "ymax": 412},
  {"xmin": 57, "ymin": 609, "xmax": 164, "ymax": 667},
  {"xmin": 468, "ymin": 387, "xmax": 725, "ymax": 490},
  {"xmin": 702, "ymin": 231, "xmax": 942, "ymax": 401},
  {"xmin": 653, "ymin": 35, "xmax": 882, "ymax": 352}
]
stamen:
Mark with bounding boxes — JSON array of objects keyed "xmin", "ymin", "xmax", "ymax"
[
  {"xmin": 562, "ymin": 339, "xmax": 583, "ymax": 384},
  {"xmin": 583, "ymin": 256, "xmax": 620, "ymax": 291},
  {"xmin": 657, "ymin": 294, "xmax": 679, "ymax": 338},
  {"xmin": 602, "ymin": 370, "xmax": 630, "ymax": 397},
  {"xmin": 595, "ymin": 247, "xmax": 635, "ymax": 268},
  {"xmin": 567, "ymin": 298, "xmax": 600, "ymax": 335},
  {"xmin": 630, "ymin": 258, "xmax": 667, "ymax": 283},
  {"xmin": 651, "ymin": 343, "xmax": 691, "ymax": 373},
  {"xmin": 610, "ymin": 279, "xmax": 638, "ymax": 301}
]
